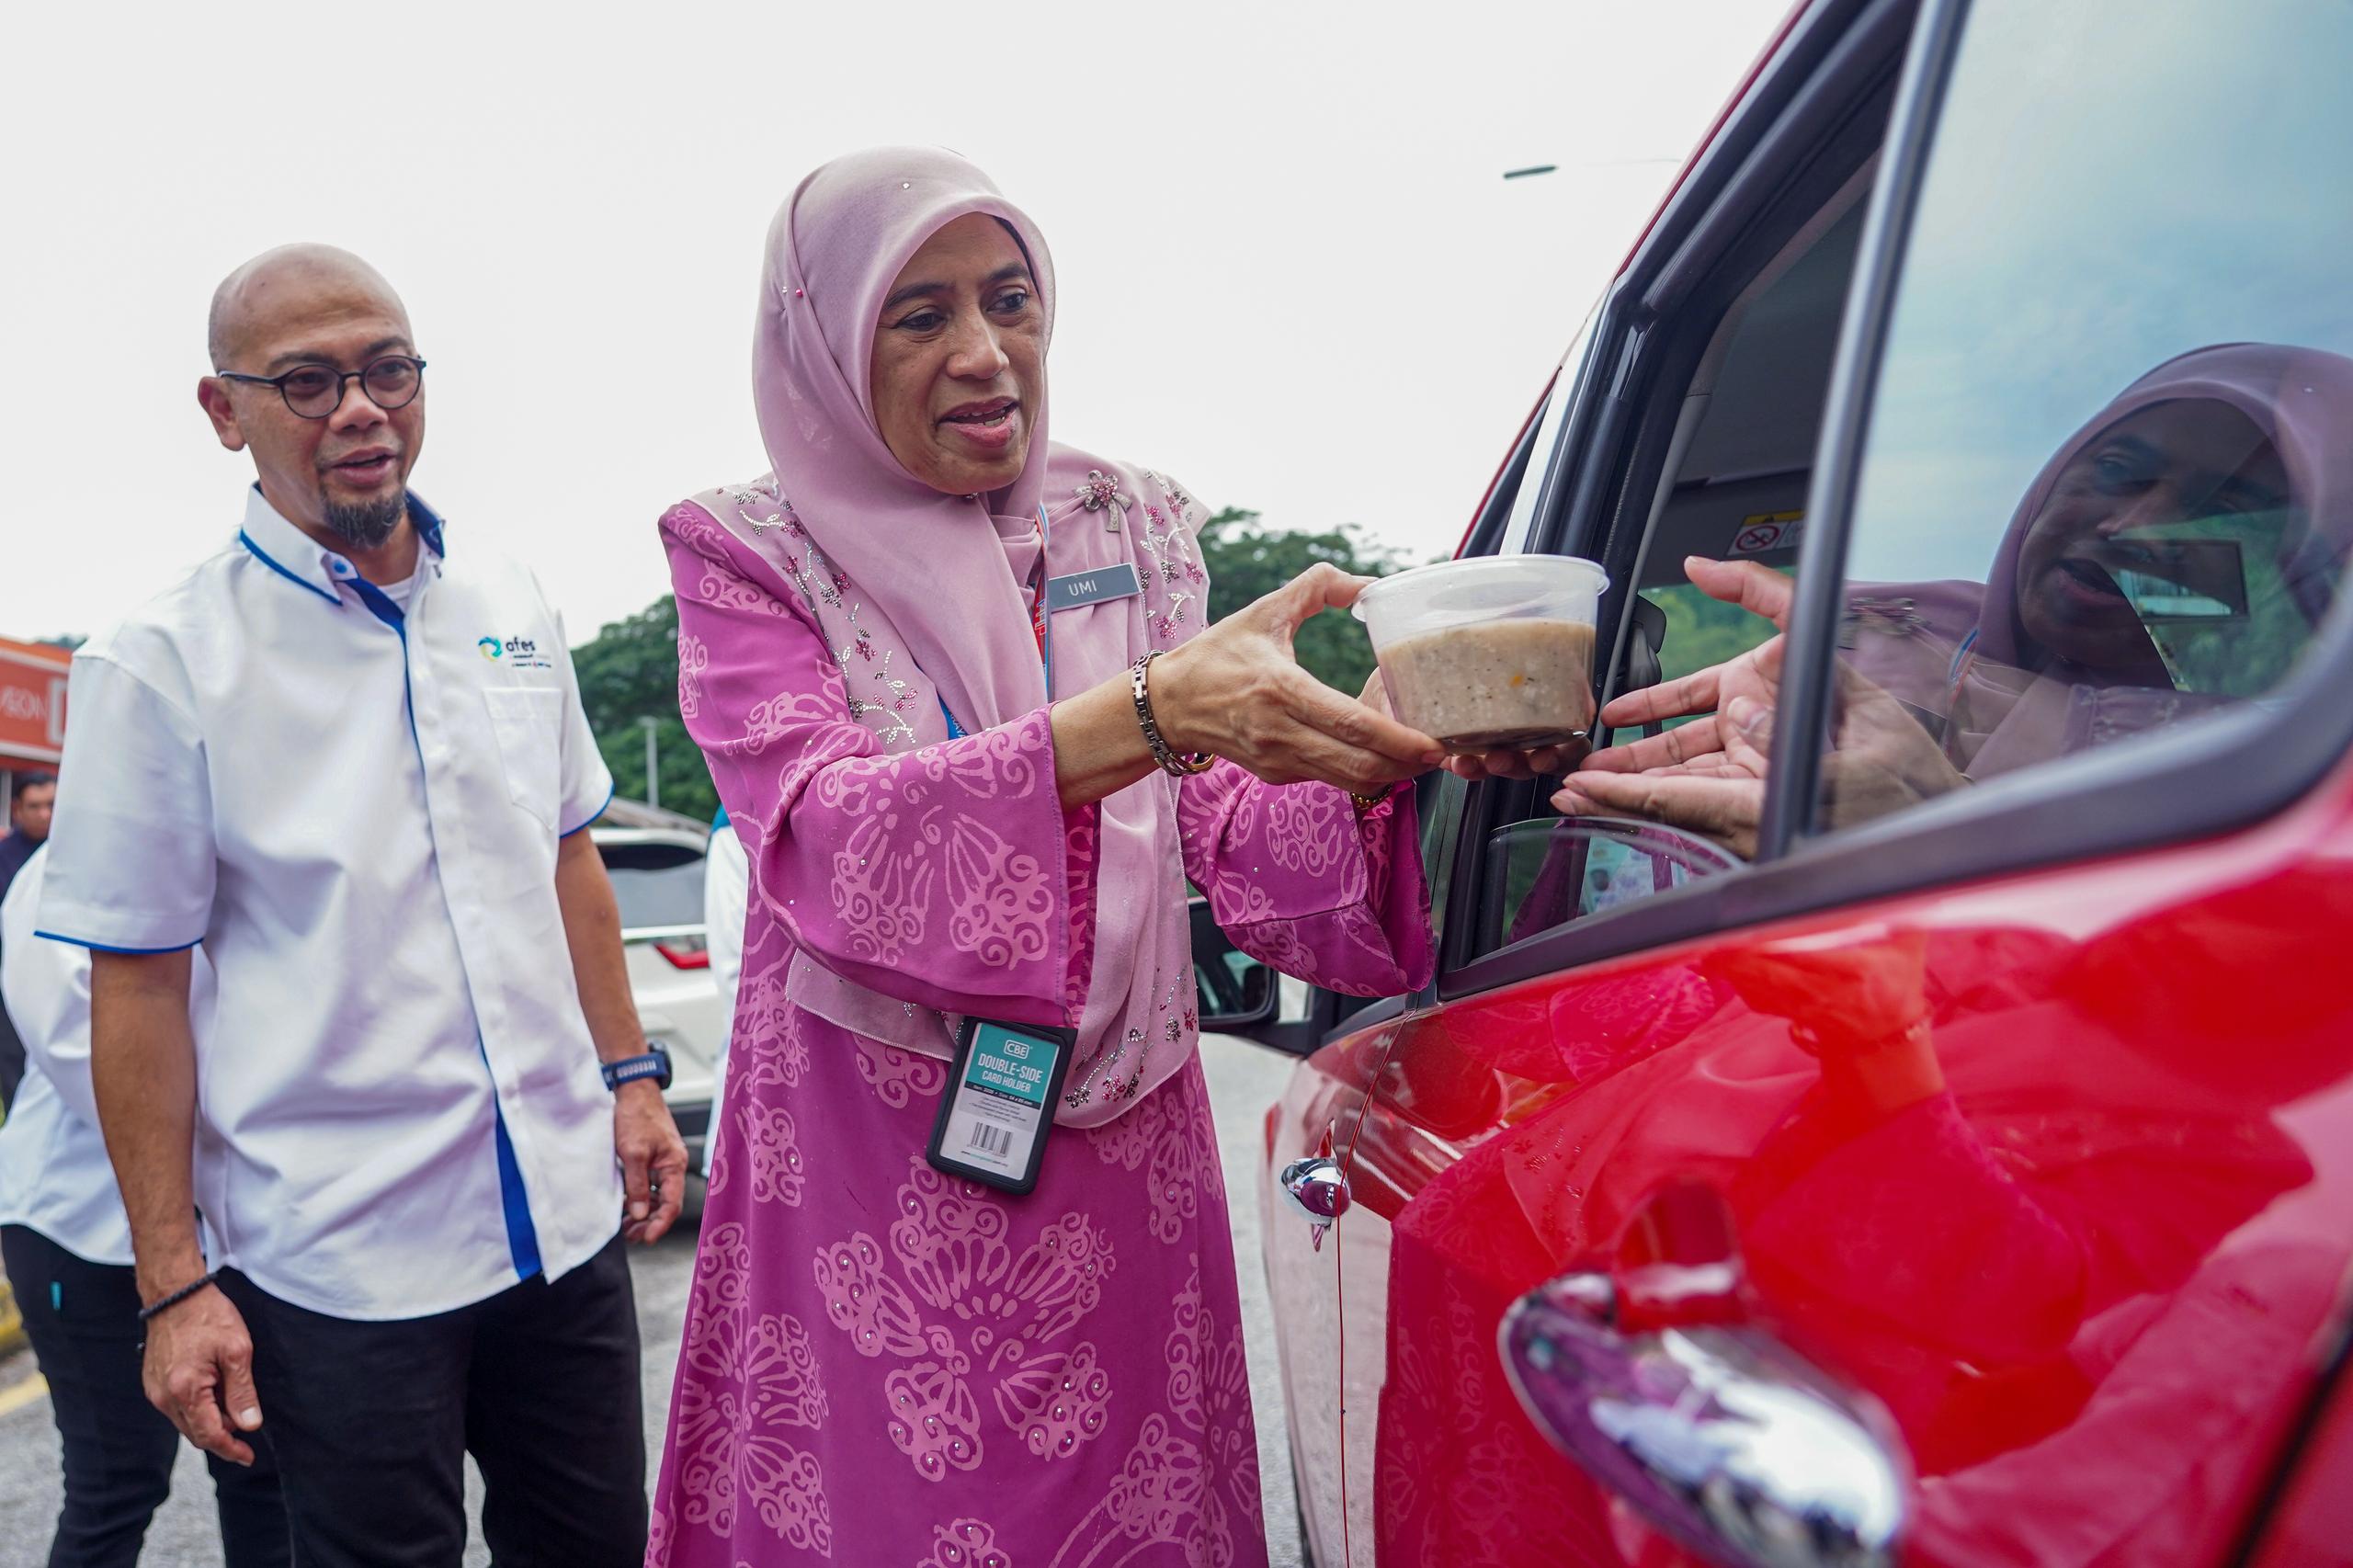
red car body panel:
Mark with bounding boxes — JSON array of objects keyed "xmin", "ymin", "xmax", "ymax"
[
  {"xmin": 1272, "ymin": 751, "xmax": 2353, "ymax": 1564},
  {"xmin": 2247, "ymin": 1377, "xmax": 2353, "ymax": 1568}
]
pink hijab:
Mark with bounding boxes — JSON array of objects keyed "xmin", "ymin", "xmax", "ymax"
[
  {"xmin": 705, "ymin": 146, "xmax": 1202, "ymax": 1126},
  {"xmin": 750, "ymin": 145, "xmax": 1059, "ymax": 734}
]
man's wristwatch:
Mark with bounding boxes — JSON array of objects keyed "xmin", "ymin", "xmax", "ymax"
[{"xmin": 601, "ymin": 1043, "xmax": 673, "ymax": 1093}]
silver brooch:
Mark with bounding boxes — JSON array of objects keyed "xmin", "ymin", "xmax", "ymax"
[{"xmin": 1075, "ymin": 470, "xmax": 1131, "ymax": 533}]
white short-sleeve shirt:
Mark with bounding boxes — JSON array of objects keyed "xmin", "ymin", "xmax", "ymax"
[
  {"xmin": 38, "ymin": 487, "xmax": 620, "ymax": 1319},
  {"xmin": 1, "ymin": 847, "xmax": 187, "ymax": 1264}
]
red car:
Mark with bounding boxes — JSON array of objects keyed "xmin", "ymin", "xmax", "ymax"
[{"xmin": 1199, "ymin": 0, "xmax": 2353, "ymax": 1562}]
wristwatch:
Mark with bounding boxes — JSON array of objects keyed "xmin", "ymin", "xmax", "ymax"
[{"xmin": 601, "ymin": 1043, "xmax": 673, "ymax": 1093}]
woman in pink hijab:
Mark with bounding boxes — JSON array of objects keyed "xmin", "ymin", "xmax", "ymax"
[{"xmin": 646, "ymin": 148, "xmax": 1439, "ymax": 1565}]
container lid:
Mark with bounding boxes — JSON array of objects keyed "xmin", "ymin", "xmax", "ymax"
[{"xmin": 1351, "ymin": 553, "xmax": 1610, "ymax": 622}]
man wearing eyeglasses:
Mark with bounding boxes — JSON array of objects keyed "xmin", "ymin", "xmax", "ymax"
[{"xmin": 37, "ymin": 244, "xmax": 684, "ymax": 1568}]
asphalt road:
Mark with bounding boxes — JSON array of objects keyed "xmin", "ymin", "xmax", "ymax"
[{"xmin": 0, "ymin": 1034, "xmax": 1307, "ymax": 1568}]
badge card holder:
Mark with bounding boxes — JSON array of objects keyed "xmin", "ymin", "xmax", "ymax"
[{"xmin": 926, "ymin": 1017, "xmax": 1078, "ymax": 1195}]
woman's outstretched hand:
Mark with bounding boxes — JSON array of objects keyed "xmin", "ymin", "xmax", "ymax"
[{"xmin": 1152, "ymin": 563, "xmax": 1446, "ymax": 793}]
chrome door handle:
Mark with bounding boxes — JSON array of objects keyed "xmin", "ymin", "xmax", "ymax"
[
  {"xmin": 1277, "ymin": 1153, "xmax": 1350, "ymax": 1250},
  {"xmin": 1499, "ymin": 1194, "xmax": 1908, "ymax": 1568}
]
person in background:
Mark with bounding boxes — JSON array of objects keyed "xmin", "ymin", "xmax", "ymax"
[
  {"xmin": 0, "ymin": 773, "xmax": 51, "ymax": 893},
  {"xmin": 0, "ymin": 771, "xmax": 56, "ymax": 1110},
  {"xmin": 0, "ymin": 843, "xmax": 291, "ymax": 1568},
  {"xmin": 38, "ymin": 244, "xmax": 684, "ymax": 1568},
  {"xmin": 699, "ymin": 803, "xmax": 748, "ymax": 1181}
]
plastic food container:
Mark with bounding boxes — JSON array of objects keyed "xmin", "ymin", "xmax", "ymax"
[{"xmin": 1352, "ymin": 555, "xmax": 1611, "ymax": 752}]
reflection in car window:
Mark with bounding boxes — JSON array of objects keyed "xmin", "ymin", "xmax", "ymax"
[{"xmin": 1812, "ymin": 0, "xmax": 2353, "ymax": 836}]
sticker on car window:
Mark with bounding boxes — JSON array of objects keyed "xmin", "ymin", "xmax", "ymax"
[{"xmin": 1732, "ymin": 511, "xmax": 1806, "ymax": 556}]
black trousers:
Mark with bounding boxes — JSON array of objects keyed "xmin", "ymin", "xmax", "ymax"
[
  {"xmin": 216, "ymin": 1233, "xmax": 646, "ymax": 1568},
  {"xmin": 1, "ymin": 1223, "xmax": 290, "ymax": 1568}
]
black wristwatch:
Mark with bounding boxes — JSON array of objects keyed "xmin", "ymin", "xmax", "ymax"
[{"xmin": 601, "ymin": 1043, "xmax": 673, "ymax": 1093}]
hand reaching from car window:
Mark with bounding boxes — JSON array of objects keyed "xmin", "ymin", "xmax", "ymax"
[
  {"xmin": 1552, "ymin": 558, "xmax": 1791, "ymax": 858},
  {"xmin": 1552, "ymin": 556, "xmax": 1966, "ymax": 858}
]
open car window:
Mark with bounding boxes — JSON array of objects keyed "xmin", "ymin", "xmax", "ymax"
[{"xmin": 1464, "ymin": 166, "xmax": 1874, "ymax": 961}]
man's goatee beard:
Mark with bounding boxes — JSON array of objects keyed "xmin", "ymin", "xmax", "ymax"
[{"xmin": 324, "ymin": 493, "xmax": 405, "ymax": 551}]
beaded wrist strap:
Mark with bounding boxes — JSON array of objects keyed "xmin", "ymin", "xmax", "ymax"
[
  {"xmin": 137, "ymin": 1270, "xmax": 221, "ymax": 1325},
  {"xmin": 1131, "ymin": 652, "xmax": 1215, "ymax": 777}
]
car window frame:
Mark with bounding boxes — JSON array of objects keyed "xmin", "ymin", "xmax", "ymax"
[
  {"xmin": 1434, "ymin": 0, "xmax": 1915, "ymax": 999},
  {"xmin": 1437, "ymin": 0, "xmax": 2353, "ymax": 1006}
]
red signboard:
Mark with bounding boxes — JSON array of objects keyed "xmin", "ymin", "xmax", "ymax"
[{"xmin": 0, "ymin": 638, "xmax": 71, "ymax": 769}]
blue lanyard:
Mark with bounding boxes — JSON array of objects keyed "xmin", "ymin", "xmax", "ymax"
[{"xmin": 941, "ymin": 504, "xmax": 1051, "ymax": 740}]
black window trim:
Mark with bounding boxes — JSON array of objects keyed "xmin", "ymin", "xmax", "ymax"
[
  {"xmin": 1756, "ymin": 0, "xmax": 1971, "ymax": 858},
  {"xmin": 1419, "ymin": 0, "xmax": 1891, "ymax": 980},
  {"xmin": 1438, "ymin": 0, "xmax": 2353, "ymax": 1005},
  {"xmin": 1431, "ymin": 0, "xmax": 1913, "ymax": 997}
]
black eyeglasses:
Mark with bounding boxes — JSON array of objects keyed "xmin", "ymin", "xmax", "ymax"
[{"xmin": 217, "ymin": 356, "xmax": 426, "ymax": 419}]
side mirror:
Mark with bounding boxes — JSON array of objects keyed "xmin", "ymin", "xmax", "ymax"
[{"xmin": 1190, "ymin": 897, "xmax": 1279, "ymax": 1030}]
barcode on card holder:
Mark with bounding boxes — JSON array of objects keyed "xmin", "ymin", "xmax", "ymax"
[{"xmin": 967, "ymin": 1120, "xmax": 1013, "ymax": 1158}]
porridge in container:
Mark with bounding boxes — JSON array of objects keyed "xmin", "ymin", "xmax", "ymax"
[{"xmin": 1352, "ymin": 555, "xmax": 1609, "ymax": 752}]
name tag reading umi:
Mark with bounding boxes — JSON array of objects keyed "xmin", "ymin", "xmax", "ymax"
[
  {"xmin": 926, "ymin": 1018, "xmax": 1078, "ymax": 1195},
  {"xmin": 1044, "ymin": 562, "xmax": 1144, "ymax": 614}
]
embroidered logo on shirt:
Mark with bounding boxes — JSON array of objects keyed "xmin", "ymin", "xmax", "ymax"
[{"xmin": 481, "ymin": 634, "xmax": 552, "ymax": 669}]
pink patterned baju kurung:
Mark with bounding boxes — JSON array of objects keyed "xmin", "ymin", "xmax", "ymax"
[{"xmin": 647, "ymin": 466, "xmax": 1431, "ymax": 1566}]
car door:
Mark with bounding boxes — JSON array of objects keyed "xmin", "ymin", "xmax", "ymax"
[
  {"xmin": 1261, "ymin": 383, "xmax": 1555, "ymax": 1565},
  {"xmin": 1261, "ymin": 1000, "xmax": 1415, "ymax": 1568},
  {"xmin": 1316, "ymin": 4, "xmax": 1905, "ymax": 1560},
  {"xmin": 1342, "ymin": 0, "xmax": 2353, "ymax": 1563}
]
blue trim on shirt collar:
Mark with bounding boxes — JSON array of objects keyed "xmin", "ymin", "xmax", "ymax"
[
  {"xmin": 237, "ymin": 529, "xmax": 343, "ymax": 607},
  {"xmin": 348, "ymin": 576, "xmax": 405, "ymax": 631},
  {"xmin": 237, "ymin": 489, "xmax": 446, "ymax": 604},
  {"xmin": 35, "ymin": 930, "xmax": 201, "ymax": 955},
  {"xmin": 408, "ymin": 494, "xmax": 449, "ymax": 559},
  {"xmin": 560, "ymin": 781, "xmax": 615, "ymax": 839}
]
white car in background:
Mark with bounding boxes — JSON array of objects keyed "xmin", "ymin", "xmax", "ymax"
[{"xmin": 590, "ymin": 824, "xmax": 728, "ymax": 1180}]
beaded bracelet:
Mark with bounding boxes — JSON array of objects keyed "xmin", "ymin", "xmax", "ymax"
[
  {"xmin": 137, "ymin": 1270, "xmax": 221, "ymax": 1324},
  {"xmin": 1130, "ymin": 653, "xmax": 1215, "ymax": 777}
]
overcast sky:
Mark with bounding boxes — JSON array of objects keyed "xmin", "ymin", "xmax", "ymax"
[{"xmin": 1, "ymin": 1, "xmax": 1786, "ymax": 645}]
